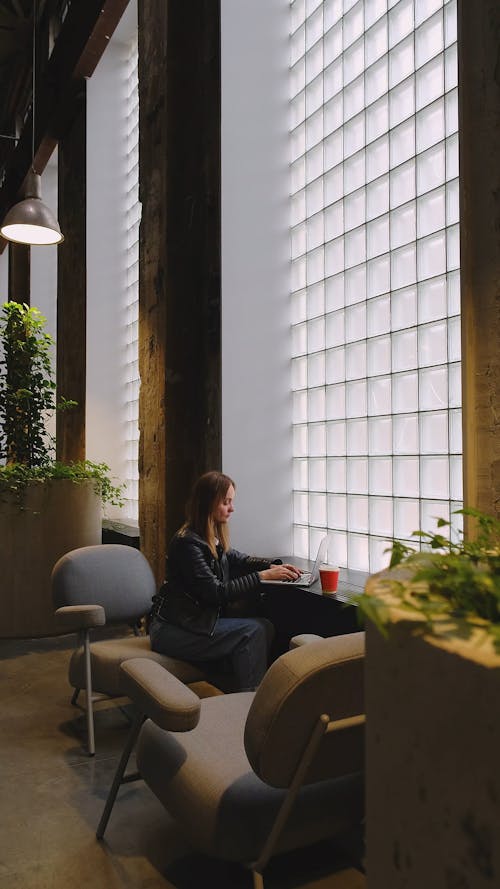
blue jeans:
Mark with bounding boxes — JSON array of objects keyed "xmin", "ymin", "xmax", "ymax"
[{"xmin": 149, "ymin": 615, "xmax": 274, "ymax": 691}]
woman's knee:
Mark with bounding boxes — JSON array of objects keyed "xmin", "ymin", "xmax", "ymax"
[
  {"xmin": 149, "ymin": 619, "xmax": 164, "ymax": 653},
  {"xmin": 248, "ymin": 617, "xmax": 274, "ymax": 653},
  {"xmin": 239, "ymin": 617, "xmax": 270, "ymax": 643}
]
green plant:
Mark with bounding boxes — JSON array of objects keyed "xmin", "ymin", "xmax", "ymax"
[
  {"xmin": 0, "ymin": 460, "xmax": 124, "ymax": 506},
  {"xmin": 0, "ymin": 302, "xmax": 58, "ymax": 465},
  {"xmin": 354, "ymin": 507, "xmax": 500, "ymax": 652},
  {"xmin": 0, "ymin": 301, "xmax": 124, "ymax": 506}
]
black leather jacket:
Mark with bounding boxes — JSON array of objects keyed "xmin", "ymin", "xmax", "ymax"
[{"xmin": 153, "ymin": 529, "xmax": 275, "ymax": 637}]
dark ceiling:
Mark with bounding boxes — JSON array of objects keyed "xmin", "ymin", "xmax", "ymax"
[
  {"xmin": 0, "ymin": 0, "xmax": 62, "ymax": 173},
  {"xmin": 0, "ymin": 0, "xmax": 34, "ymax": 127},
  {"xmin": 0, "ymin": 0, "xmax": 129, "ymax": 239}
]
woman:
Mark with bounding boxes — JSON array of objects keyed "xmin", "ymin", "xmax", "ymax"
[{"xmin": 149, "ymin": 471, "xmax": 302, "ymax": 691}]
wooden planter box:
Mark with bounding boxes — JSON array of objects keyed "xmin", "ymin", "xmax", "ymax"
[
  {"xmin": 365, "ymin": 571, "xmax": 500, "ymax": 888},
  {"xmin": 0, "ymin": 479, "xmax": 101, "ymax": 638}
]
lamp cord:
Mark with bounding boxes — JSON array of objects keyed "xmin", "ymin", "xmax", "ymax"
[{"xmin": 32, "ymin": 0, "xmax": 36, "ymax": 169}]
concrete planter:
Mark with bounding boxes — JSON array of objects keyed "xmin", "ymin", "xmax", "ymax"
[
  {"xmin": 365, "ymin": 571, "xmax": 500, "ymax": 889},
  {"xmin": 0, "ymin": 479, "xmax": 102, "ymax": 638}
]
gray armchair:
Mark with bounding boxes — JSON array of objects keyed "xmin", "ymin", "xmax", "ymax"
[
  {"xmin": 97, "ymin": 631, "xmax": 365, "ymax": 888},
  {"xmin": 51, "ymin": 544, "xmax": 207, "ymax": 755}
]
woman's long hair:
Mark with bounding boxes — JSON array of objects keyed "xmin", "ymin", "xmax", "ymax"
[{"xmin": 180, "ymin": 471, "xmax": 235, "ymax": 556}]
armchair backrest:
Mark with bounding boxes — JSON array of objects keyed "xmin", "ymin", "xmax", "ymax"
[
  {"xmin": 244, "ymin": 632, "xmax": 365, "ymax": 789},
  {"xmin": 52, "ymin": 544, "xmax": 156, "ymax": 624}
]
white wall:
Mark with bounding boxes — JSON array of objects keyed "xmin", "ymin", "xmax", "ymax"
[
  {"xmin": 32, "ymin": 163, "xmax": 59, "ymax": 443},
  {"xmin": 31, "ymin": 162, "xmax": 58, "ymax": 342},
  {"xmin": 221, "ymin": 0, "xmax": 292, "ymax": 556}
]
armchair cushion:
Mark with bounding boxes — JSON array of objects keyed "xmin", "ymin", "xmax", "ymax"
[{"xmin": 68, "ymin": 636, "xmax": 206, "ymax": 696}]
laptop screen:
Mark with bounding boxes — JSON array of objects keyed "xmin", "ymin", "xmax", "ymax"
[{"xmin": 309, "ymin": 536, "xmax": 329, "ymax": 580}]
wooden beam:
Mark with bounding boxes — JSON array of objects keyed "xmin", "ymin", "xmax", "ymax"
[
  {"xmin": 56, "ymin": 84, "xmax": 86, "ymax": 463},
  {"xmin": 138, "ymin": 0, "xmax": 221, "ymax": 582},
  {"xmin": 8, "ymin": 243, "xmax": 30, "ymax": 306},
  {"xmin": 0, "ymin": 0, "xmax": 130, "ymax": 251},
  {"xmin": 458, "ymin": 0, "xmax": 500, "ymax": 523}
]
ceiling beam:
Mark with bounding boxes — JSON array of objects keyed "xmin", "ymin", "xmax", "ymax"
[{"xmin": 0, "ymin": 0, "xmax": 130, "ymax": 249}]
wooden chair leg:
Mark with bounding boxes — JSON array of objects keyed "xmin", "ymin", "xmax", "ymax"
[{"xmin": 252, "ymin": 869, "xmax": 264, "ymax": 889}]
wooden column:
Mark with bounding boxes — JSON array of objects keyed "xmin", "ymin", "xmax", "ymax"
[
  {"xmin": 8, "ymin": 243, "xmax": 30, "ymax": 305},
  {"xmin": 138, "ymin": 0, "xmax": 221, "ymax": 582},
  {"xmin": 458, "ymin": 0, "xmax": 500, "ymax": 520},
  {"xmin": 56, "ymin": 85, "xmax": 86, "ymax": 463}
]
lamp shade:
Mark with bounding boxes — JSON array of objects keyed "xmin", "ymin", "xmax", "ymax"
[{"xmin": 0, "ymin": 170, "xmax": 64, "ymax": 245}]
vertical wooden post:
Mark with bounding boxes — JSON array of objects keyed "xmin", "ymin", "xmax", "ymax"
[
  {"xmin": 458, "ymin": 0, "xmax": 500, "ymax": 521},
  {"xmin": 8, "ymin": 243, "xmax": 30, "ymax": 305},
  {"xmin": 56, "ymin": 85, "xmax": 87, "ymax": 463},
  {"xmin": 138, "ymin": 0, "xmax": 221, "ymax": 582}
]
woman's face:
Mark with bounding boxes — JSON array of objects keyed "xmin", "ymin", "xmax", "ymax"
[{"xmin": 212, "ymin": 484, "xmax": 235, "ymax": 524}]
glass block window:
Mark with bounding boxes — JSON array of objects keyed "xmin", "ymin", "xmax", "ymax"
[
  {"xmin": 123, "ymin": 39, "xmax": 139, "ymax": 521},
  {"xmin": 290, "ymin": 0, "xmax": 461, "ymax": 571}
]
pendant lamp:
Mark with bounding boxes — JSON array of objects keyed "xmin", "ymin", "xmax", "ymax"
[
  {"xmin": 0, "ymin": 0, "xmax": 64, "ymax": 246},
  {"xmin": 1, "ymin": 167, "xmax": 64, "ymax": 245}
]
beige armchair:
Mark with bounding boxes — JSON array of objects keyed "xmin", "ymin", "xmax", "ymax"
[
  {"xmin": 51, "ymin": 544, "xmax": 208, "ymax": 755},
  {"xmin": 97, "ymin": 631, "xmax": 365, "ymax": 888}
]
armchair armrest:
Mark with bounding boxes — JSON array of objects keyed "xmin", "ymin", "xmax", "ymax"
[
  {"xmin": 120, "ymin": 658, "xmax": 201, "ymax": 732},
  {"xmin": 289, "ymin": 633, "xmax": 324, "ymax": 649},
  {"xmin": 55, "ymin": 604, "xmax": 106, "ymax": 630}
]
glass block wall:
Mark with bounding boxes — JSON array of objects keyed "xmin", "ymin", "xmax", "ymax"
[
  {"xmin": 290, "ymin": 0, "xmax": 462, "ymax": 571},
  {"xmin": 123, "ymin": 39, "xmax": 140, "ymax": 521}
]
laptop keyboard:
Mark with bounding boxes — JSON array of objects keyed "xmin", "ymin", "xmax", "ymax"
[{"xmin": 286, "ymin": 572, "xmax": 312, "ymax": 584}]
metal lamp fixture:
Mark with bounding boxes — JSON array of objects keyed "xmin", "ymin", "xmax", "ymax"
[
  {"xmin": 0, "ymin": 0, "xmax": 64, "ymax": 246},
  {"xmin": 1, "ymin": 167, "xmax": 63, "ymax": 245}
]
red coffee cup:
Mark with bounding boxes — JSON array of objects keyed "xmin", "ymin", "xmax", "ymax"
[{"xmin": 319, "ymin": 565, "xmax": 339, "ymax": 595}]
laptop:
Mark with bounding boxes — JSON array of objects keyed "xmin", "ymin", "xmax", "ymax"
[{"xmin": 261, "ymin": 535, "xmax": 329, "ymax": 587}]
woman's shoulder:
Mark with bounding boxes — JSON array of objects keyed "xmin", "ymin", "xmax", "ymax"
[
  {"xmin": 169, "ymin": 528, "xmax": 208, "ymax": 554},
  {"xmin": 168, "ymin": 529, "xmax": 214, "ymax": 576}
]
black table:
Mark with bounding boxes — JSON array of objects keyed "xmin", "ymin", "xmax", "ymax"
[{"xmin": 261, "ymin": 557, "xmax": 367, "ymax": 659}]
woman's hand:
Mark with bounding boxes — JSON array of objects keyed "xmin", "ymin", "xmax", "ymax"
[{"xmin": 259, "ymin": 563, "xmax": 302, "ymax": 582}]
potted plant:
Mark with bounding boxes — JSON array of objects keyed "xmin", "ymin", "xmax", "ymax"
[
  {"xmin": 356, "ymin": 509, "xmax": 500, "ymax": 888},
  {"xmin": 0, "ymin": 301, "xmax": 123, "ymax": 638},
  {"xmin": 357, "ymin": 507, "xmax": 500, "ymax": 649}
]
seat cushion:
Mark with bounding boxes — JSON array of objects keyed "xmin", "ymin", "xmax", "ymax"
[
  {"xmin": 69, "ymin": 636, "xmax": 206, "ymax": 695},
  {"xmin": 136, "ymin": 692, "xmax": 364, "ymax": 863}
]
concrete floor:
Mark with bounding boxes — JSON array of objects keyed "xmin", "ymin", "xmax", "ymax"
[{"xmin": 0, "ymin": 633, "xmax": 366, "ymax": 889}]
